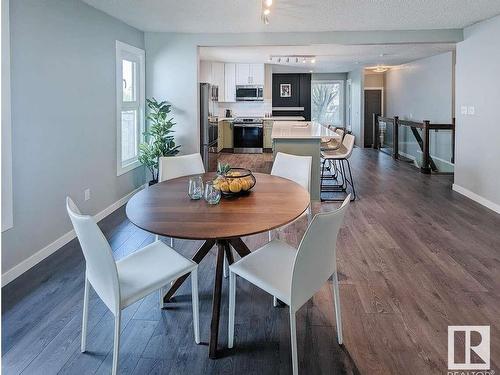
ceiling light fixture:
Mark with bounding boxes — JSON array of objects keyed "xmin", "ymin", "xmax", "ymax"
[
  {"xmin": 262, "ymin": 0, "xmax": 272, "ymax": 24},
  {"xmin": 373, "ymin": 65, "xmax": 389, "ymax": 73},
  {"xmin": 269, "ymin": 55, "xmax": 317, "ymax": 65}
]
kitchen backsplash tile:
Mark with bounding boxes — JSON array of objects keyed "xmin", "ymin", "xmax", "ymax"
[{"xmin": 217, "ymin": 99, "xmax": 272, "ymax": 117}]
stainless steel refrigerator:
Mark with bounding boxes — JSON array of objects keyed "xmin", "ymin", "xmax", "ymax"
[{"xmin": 200, "ymin": 83, "xmax": 219, "ymax": 172}]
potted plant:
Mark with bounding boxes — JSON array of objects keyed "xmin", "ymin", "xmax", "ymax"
[{"xmin": 139, "ymin": 98, "xmax": 181, "ymax": 185}]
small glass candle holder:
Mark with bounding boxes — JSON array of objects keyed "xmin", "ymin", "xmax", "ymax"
[
  {"xmin": 204, "ymin": 181, "xmax": 221, "ymax": 205},
  {"xmin": 188, "ymin": 176, "xmax": 204, "ymax": 200}
]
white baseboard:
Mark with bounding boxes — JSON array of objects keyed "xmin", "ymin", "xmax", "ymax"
[
  {"xmin": 452, "ymin": 184, "xmax": 500, "ymax": 214},
  {"xmin": 1, "ymin": 184, "xmax": 146, "ymax": 287}
]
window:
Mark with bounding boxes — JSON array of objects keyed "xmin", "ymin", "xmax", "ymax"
[
  {"xmin": 311, "ymin": 80, "xmax": 344, "ymax": 126},
  {"xmin": 116, "ymin": 41, "xmax": 145, "ymax": 175}
]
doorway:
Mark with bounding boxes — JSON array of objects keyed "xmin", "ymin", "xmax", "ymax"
[{"xmin": 364, "ymin": 89, "xmax": 383, "ymax": 148}]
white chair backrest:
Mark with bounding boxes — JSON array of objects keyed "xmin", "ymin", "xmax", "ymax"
[
  {"xmin": 335, "ymin": 128, "xmax": 345, "ymax": 138},
  {"xmin": 158, "ymin": 153, "xmax": 205, "ymax": 182},
  {"xmin": 342, "ymin": 134, "xmax": 355, "ymax": 158},
  {"xmin": 66, "ymin": 197, "xmax": 120, "ymax": 313},
  {"xmin": 271, "ymin": 152, "xmax": 312, "ymax": 193},
  {"xmin": 290, "ymin": 195, "xmax": 350, "ymax": 310}
]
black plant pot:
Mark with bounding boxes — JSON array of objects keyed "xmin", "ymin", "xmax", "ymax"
[{"xmin": 148, "ymin": 179, "xmax": 158, "ymax": 186}]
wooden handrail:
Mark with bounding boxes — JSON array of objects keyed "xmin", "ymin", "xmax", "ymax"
[{"xmin": 374, "ymin": 115, "xmax": 455, "ymax": 174}]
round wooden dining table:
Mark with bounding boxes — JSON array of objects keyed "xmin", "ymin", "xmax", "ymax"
[{"xmin": 126, "ymin": 172, "xmax": 310, "ymax": 359}]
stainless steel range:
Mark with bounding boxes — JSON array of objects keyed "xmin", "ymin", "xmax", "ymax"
[{"xmin": 233, "ymin": 117, "xmax": 263, "ymax": 154}]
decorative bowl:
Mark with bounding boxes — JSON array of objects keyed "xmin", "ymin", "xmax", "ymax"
[{"xmin": 213, "ymin": 168, "xmax": 256, "ymax": 197}]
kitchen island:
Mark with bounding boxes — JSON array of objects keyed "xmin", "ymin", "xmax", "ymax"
[{"xmin": 271, "ymin": 121, "xmax": 339, "ymax": 200}]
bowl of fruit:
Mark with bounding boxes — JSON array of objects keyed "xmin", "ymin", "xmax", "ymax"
[{"xmin": 213, "ymin": 163, "xmax": 256, "ymax": 197}]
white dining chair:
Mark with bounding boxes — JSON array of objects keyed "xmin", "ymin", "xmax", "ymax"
[
  {"xmin": 269, "ymin": 152, "xmax": 312, "ymax": 306},
  {"xmin": 228, "ymin": 195, "xmax": 350, "ymax": 375},
  {"xmin": 269, "ymin": 152, "xmax": 312, "ymax": 241},
  {"xmin": 158, "ymin": 153, "xmax": 206, "ymax": 247},
  {"xmin": 66, "ymin": 197, "xmax": 200, "ymax": 375}
]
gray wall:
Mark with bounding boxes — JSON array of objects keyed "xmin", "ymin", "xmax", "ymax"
[
  {"xmin": 2, "ymin": 0, "xmax": 145, "ymax": 274},
  {"xmin": 454, "ymin": 15, "xmax": 500, "ymax": 209},
  {"xmin": 347, "ymin": 69, "xmax": 364, "ymax": 146},
  {"xmin": 385, "ymin": 52, "xmax": 454, "ymax": 171}
]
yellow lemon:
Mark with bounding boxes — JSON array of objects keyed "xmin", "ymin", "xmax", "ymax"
[
  {"xmin": 240, "ymin": 179, "xmax": 250, "ymax": 191},
  {"xmin": 219, "ymin": 181, "xmax": 229, "ymax": 192},
  {"xmin": 229, "ymin": 179, "xmax": 242, "ymax": 193}
]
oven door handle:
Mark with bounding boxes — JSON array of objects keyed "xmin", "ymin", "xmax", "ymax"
[{"xmin": 233, "ymin": 124, "xmax": 263, "ymax": 128}]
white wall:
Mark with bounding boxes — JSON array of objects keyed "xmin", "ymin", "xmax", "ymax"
[
  {"xmin": 347, "ymin": 69, "xmax": 364, "ymax": 146},
  {"xmin": 385, "ymin": 52, "xmax": 454, "ymax": 170},
  {"xmin": 454, "ymin": 15, "xmax": 500, "ymax": 213},
  {"xmin": 2, "ymin": 0, "xmax": 146, "ymax": 279}
]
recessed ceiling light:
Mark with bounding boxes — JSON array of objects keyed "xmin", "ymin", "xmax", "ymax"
[
  {"xmin": 302, "ymin": 58, "xmax": 306, "ymax": 63},
  {"xmin": 309, "ymin": 70, "xmax": 313, "ymax": 73},
  {"xmin": 263, "ymin": 8, "xmax": 270, "ymax": 16},
  {"xmin": 311, "ymin": 58, "xmax": 316, "ymax": 64},
  {"xmin": 264, "ymin": 0, "xmax": 273, "ymax": 6}
]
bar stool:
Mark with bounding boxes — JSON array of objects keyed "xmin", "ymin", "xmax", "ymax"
[{"xmin": 320, "ymin": 133, "xmax": 356, "ymax": 202}]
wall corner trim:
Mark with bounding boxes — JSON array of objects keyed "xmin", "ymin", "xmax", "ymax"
[
  {"xmin": 452, "ymin": 183, "xmax": 500, "ymax": 215},
  {"xmin": 1, "ymin": 184, "xmax": 147, "ymax": 287}
]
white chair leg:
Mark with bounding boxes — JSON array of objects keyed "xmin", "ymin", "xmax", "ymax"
[
  {"xmin": 191, "ymin": 268, "xmax": 200, "ymax": 344},
  {"xmin": 170, "ymin": 237, "xmax": 174, "ymax": 247},
  {"xmin": 223, "ymin": 255, "xmax": 228, "ymax": 278},
  {"xmin": 228, "ymin": 271, "xmax": 236, "ymax": 349},
  {"xmin": 273, "ymin": 296, "xmax": 278, "ymax": 307},
  {"xmin": 155, "ymin": 234, "xmax": 159, "ymax": 242},
  {"xmin": 268, "ymin": 230, "xmax": 272, "ymax": 242},
  {"xmin": 112, "ymin": 311, "xmax": 121, "ymax": 375},
  {"xmin": 81, "ymin": 276, "xmax": 90, "ymax": 352},
  {"xmin": 332, "ymin": 272, "xmax": 343, "ymax": 345},
  {"xmin": 290, "ymin": 310, "xmax": 298, "ymax": 375}
]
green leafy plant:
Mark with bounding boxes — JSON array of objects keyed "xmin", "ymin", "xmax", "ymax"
[
  {"xmin": 139, "ymin": 98, "xmax": 181, "ymax": 182},
  {"xmin": 217, "ymin": 162, "xmax": 231, "ymax": 176}
]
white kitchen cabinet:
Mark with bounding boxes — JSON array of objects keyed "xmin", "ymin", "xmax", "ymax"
[
  {"xmin": 224, "ymin": 63, "xmax": 236, "ymax": 102},
  {"xmin": 236, "ymin": 64, "xmax": 250, "ymax": 85},
  {"xmin": 211, "ymin": 62, "xmax": 225, "ymax": 101},
  {"xmin": 199, "ymin": 60, "xmax": 212, "ymax": 83},
  {"xmin": 249, "ymin": 64, "xmax": 265, "ymax": 85},
  {"xmin": 235, "ymin": 63, "xmax": 265, "ymax": 85}
]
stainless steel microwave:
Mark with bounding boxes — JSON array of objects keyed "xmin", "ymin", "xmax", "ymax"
[{"xmin": 235, "ymin": 85, "xmax": 264, "ymax": 101}]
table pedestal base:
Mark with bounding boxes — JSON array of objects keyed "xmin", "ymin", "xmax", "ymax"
[{"xmin": 162, "ymin": 237, "xmax": 251, "ymax": 359}]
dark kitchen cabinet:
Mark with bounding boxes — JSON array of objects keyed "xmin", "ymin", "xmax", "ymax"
[{"xmin": 272, "ymin": 73, "xmax": 311, "ymax": 120}]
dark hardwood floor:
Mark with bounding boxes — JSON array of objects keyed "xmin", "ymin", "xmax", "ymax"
[{"xmin": 2, "ymin": 148, "xmax": 499, "ymax": 374}]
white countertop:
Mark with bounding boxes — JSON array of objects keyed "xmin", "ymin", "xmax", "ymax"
[
  {"xmin": 216, "ymin": 116, "xmax": 305, "ymax": 122},
  {"xmin": 271, "ymin": 121, "xmax": 340, "ymax": 140},
  {"xmin": 266, "ymin": 116, "xmax": 305, "ymax": 121}
]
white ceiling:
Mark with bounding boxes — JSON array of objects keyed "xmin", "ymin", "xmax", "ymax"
[
  {"xmin": 82, "ymin": 0, "xmax": 500, "ymax": 33},
  {"xmin": 199, "ymin": 43, "xmax": 456, "ymax": 73}
]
